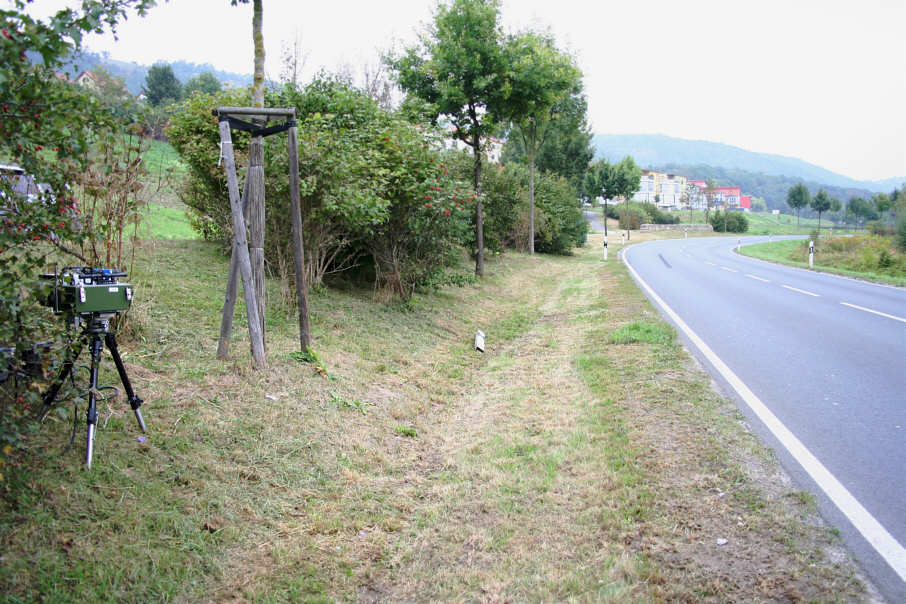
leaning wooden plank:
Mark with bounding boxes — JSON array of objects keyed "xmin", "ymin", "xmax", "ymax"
[
  {"xmin": 217, "ymin": 175, "xmax": 251, "ymax": 360},
  {"xmin": 287, "ymin": 124, "xmax": 311, "ymax": 350},
  {"xmin": 217, "ymin": 119, "xmax": 266, "ymax": 370}
]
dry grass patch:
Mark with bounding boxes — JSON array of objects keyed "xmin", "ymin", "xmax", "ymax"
[{"xmin": 0, "ymin": 237, "xmax": 873, "ymax": 602}]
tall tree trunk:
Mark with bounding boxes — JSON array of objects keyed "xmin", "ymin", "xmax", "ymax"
[
  {"xmin": 528, "ymin": 127, "xmax": 535, "ymax": 255},
  {"xmin": 249, "ymin": 0, "xmax": 267, "ymax": 349},
  {"xmin": 473, "ymin": 134, "xmax": 484, "ymax": 277},
  {"xmin": 252, "ymin": 0, "xmax": 265, "ymax": 107}
]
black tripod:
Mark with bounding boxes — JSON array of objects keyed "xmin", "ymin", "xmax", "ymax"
[{"xmin": 40, "ymin": 313, "xmax": 146, "ymax": 468}]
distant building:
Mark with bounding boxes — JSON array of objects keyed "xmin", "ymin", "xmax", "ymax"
[
  {"xmin": 708, "ymin": 186, "xmax": 741, "ymax": 209},
  {"xmin": 631, "ymin": 170, "xmax": 686, "ymax": 208}
]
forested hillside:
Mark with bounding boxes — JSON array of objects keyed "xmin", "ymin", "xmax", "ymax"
[
  {"xmin": 593, "ymin": 133, "xmax": 903, "ymax": 194},
  {"xmin": 56, "ymin": 49, "xmax": 251, "ymax": 93}
]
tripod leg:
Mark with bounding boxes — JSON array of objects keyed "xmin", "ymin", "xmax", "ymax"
[
  {"xmin": 85, "ymin": 335, "xmax": 103, "ymax": 469},
  {"xmin": 104, "ymin": 333, "xmax": 146, "ymax": 433},
  {"xmin": 37, "ymin": 337, "xmax": 84, "ymax": 421}
]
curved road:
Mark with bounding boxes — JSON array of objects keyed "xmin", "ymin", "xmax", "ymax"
[{"xmin": 622, "ymin": 235, "xmax": 906, "ymax": 601}]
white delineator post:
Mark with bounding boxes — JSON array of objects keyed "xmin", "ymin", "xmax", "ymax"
[
  {"xmin": 603, "ymin": 235, "xmax": 608, "ymax": 261},
  {"xmin": 809, "ymin": 240, "xmax": 815, "ymax": 267},
  {"xmin": 737, "ymin": 238, "xmax": 741, "ymax": 252}
]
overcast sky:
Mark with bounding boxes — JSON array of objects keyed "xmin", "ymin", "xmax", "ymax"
[{"xmin": 15, "ymin": 0, "xmax": 906, "ymax": 182}]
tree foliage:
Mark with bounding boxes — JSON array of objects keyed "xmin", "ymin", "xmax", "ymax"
[
  {"xmin": 786, "ymin": 183, "xmax": 810, "ymax": 229},
  {"xmin": 810, "ymin": 189, "xmax": 831, "ymax": 230},
  {"xmin": 387, "ymin": 0, "xmax": 508, "ymax": 275},
  {"xmin": 501, "ymin": 91, "xmax": 593, "ymax": 189},
  {"xmin": 584, "ymin": 156, "xmax": 641, "ymax": 202},
  {"xmin": 142, "ymin": 62, "xmax": 182, "ymax": 106},
  {"xmin": 169, "ymin": 78, "xmax": 476, "ymax": 300},
  {"xmin": 709, "ymin": 210, "xmax": 749, "ymax": 233},
  {"xmin": 498, "ymin": 30, "xmax": 582, "ymax": 253},
  {"xmin": 183, "ymin": 71, "xmax": 221, "ymax": 97},
  {"xmin": 0, "ymin": 0, "xmax": 154, "ymax": 460}
]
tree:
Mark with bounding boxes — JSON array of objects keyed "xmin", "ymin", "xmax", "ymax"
[
  {"xmin": 1, "ymin": 0, "xmax": 155, "ymax": 459},
  {"xmin": 810, "ymin": 189, "xmax": 831, "ymax": 232},
  {"xmin": 829, "ymin": 196, "xmax": 842, "ymax": 224},
  {"xmin": 143, "ymin": 62, "xmax": 182, "ymax": 106},
  {"xmin": 846, "ymin": 196, "xmax": 877, "ymax": 225},
  {"xmin": 501, "ymin": 92, "xmax": 593, "ymax": 189},
  {"xmin": 584, "ymin": 156, "xmax": 640, "ymax": 235},
  {"xmin": 500, "ymin": 31, "xmax": 582, "ymax": 254},
  {"xmin": 710, "ymin": 210, "xmax": 748, "ymax": 233},
  {"xmin": 871, "ymin": 192, "xmax": 893, "ymax": 224},
  {"xmin": 786, "ymin": 183, "xmax": 810, "ymax": 231},
  {"xmin": 183, "ymin": 71, "xmax": 222, "ymax": 96},
  {"xmin": 388, "ymin": 0, "xmax": 508, "ymax": 276},
  {"xmin": 583, "ymin": 160, "xmax": 612, "ymax": 235},
  {"xmin": 611, "ymin": 156, "xmax": 642, "ymax": 201},
  {"xmin": 750, "ymin": 196, "xmax": 768, "ymax": 212}
]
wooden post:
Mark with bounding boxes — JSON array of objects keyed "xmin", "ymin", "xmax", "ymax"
[
  {"xmin": 247, "ymin": 136, "xmax": 267, "ymax": 351},
  {"xmin": 217, "ymin": 176, "xmax": 250, "ymax": 360},
  {"xmin": 287, "ymin": 122, "xmax": 311, "ymax": 350},
  {"xmin": 217, "ymin": 118, "xmax": 266, "ymax": 370}
]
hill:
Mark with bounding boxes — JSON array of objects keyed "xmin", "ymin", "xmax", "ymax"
[
  {"xmin": 593, "ymin": 134, "xmax": 903, "ymax": 194},
  {"xmin": 58, "ymin": 49, "xmax": 251, "ymax": 94}
]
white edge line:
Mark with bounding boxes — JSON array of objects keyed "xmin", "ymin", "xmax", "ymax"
[
  {"xmin": 841, "ymin": 302, "xmax": 906, "ymax": 324},
  {"xmin": 720, "ymin": 266, "xmax": 739, "ymax": 273},
  {"xmin": 622, "ymin": 246, "xmax": 906, "ymax": 582},
  {"xmin": 746, "ymin": 274, "xmax": 770, "ymax": 282},
  {"xmin": 782, "ymin": 284, "xmax": 820, "ymax": 297}
]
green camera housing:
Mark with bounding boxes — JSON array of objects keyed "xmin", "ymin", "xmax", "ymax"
[
  {"xmin": 56, "ymin": 282, "xmax": 132, "ymax": 314},
  {"xmin": 41, "ymin": 267, "xmax": 133, "ymax": 316}
]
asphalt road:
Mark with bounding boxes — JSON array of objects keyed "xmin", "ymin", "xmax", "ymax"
[{"xmin": 621, "ymin": 235, "xmax": 906, "ymax": 601}]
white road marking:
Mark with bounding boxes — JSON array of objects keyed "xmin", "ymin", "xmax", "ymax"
[
  {"xmin": 746, "ymin": 274, "xmax": 770, "ymax": 282},
  {"xmin": 720, "ymin": 266, "xmax": 738, "ymax": 273},
  {"xmin": 622, "ymin": 249, "xmax": 906, "ymax": 583},
  {"xmin": 840, "ymin": 302, "xmax": 906, "ymax": 324},
  {"xmin": 705, "ymin": 261, "xmax": 717, "ymax": 266},
  {"xmin": 782, "ymin": 285, "xmax": 820, "ymax": 297}
]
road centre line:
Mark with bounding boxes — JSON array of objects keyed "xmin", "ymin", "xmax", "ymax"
[
  {"xmin": 840, "ymin": 302, "xmax": 906, "ymax": 324},
  {"xmin": 622, "ymin": 248, "xmax": 906, "ymax": 582},
  {"xmin": 746, "ymin": 274, "xmax": 770, "ymax": 282},
  {"xmin": 782, "ymin": 285, "xmax": 820, "ymax": 297},
  {"xmin": 720, "ymin": 266, "xmax": 738, "ymax": 273},
  {"xmin": 705, "ymin": 261, "xmax": 716, "ymax": 266}
]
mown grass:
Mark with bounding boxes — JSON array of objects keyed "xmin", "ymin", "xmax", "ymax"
[
  {"xmin": 133, "ymin": 203, "xmax": 198, "ymax": 240},
  {"xmin": 741, "ymin": 235, "xmax": 906, "ymax": 286},
  {"xmin": 0, "ymin": 232, "xmax": 870, "ymax": 601}
]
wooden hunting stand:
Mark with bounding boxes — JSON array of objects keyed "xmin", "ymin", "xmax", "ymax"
[{"xmin": 214, "ymin": 106, "xmax": 311, "ymax": 370}]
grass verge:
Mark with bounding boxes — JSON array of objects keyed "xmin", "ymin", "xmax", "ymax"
[
  {"xmin": 0, "ymin": 235, "xmax": 871, "ymax": 601},
  {"xmin": 741, "ymin": 236, "xmax": 906, "ymax": 286}
]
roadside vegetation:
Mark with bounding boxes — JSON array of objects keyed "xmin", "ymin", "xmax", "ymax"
[
  {"xmin": 0, "ymin": 227, "xmax": 871, "ymax": 601},
  {"xmin": 740, "ymin": 234, "xmax": 906, "ymax": 286},
  {"xmin": 0, "ymin": 2, "xmax": 886, "ymax": 600}
]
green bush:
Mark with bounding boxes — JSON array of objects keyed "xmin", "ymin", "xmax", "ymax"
[
  {"xmin": 449, "ymin": 157, "xmax": 586, "ymax": 255},
  {"xmin": 709, "ymin": 211, "xmax": 749, "ymax": 233},
  {"xmin": 868, "ymin": 221, "xmax": 894, "ymax": 236},
  {"xmin": 896, "ymin": 212, "xmax": 906, "ymax": 252},
  {"xmin": 169, "ymin": 78, "xmax": 472, "ymax": 301}
]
